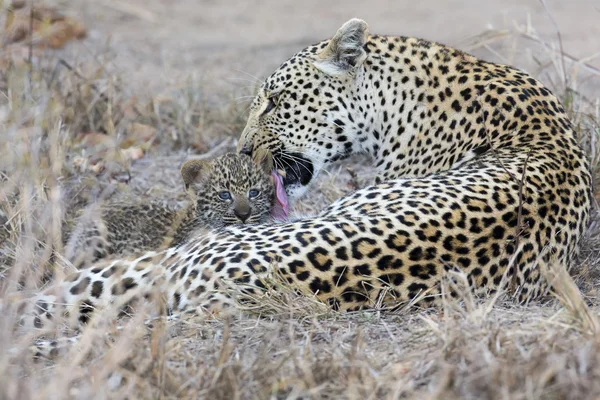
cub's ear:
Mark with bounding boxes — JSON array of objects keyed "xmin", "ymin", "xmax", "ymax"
[
  {"xmin": 251, "ymin": 148, "xmax": 274, "ymax": 175},
  {"xmin": 313, "ymin": 18, "xmax": 369, "ymax": 77},
  {"xmin": 180, "ymin": 159, "xmax": 212, "ymax": 191}
]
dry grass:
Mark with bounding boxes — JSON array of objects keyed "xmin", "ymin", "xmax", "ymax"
[{"xmin": 1, "ymin": 3, "xmax": 600, "ymax": 399}]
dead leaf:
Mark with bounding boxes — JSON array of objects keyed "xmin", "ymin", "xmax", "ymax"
[
  {"xmin": 121, "ymin": 123, "xmax": 157, "ymax": 150},
  {"xmin": 76, "ymin": 132, "xmax": 116, "ymax": 150},
  {"xmin": 129, "ymin": 123, "xmax": 156, "ymax": 142},
  {"xmin": 121, "ymin": 147, "xmax": 144, "ymax": 161},
  {"xmin": 191, "ymin": 141, "xmax": 209, "ymax": 154},
  {"xmin": 3, "ymin": 3, "xmax": 86, "ymax": 49},
  {"xmin": 72, "ymin": 156, "xmax": 87, "ymax": 172},
  {"xmin": 89, "ymin": 160, "xmax": 105, "ymax": 175},
  {"xmin": 40, "ymin": 18, "xmax": 86, "ymax": 49}
]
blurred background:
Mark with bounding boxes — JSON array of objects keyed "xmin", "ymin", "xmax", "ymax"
[{"xmin": 64, "ymin": 0, "xmax": 600, "ymax": 98}]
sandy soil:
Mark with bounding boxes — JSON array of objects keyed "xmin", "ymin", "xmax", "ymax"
[{"xmin": 64, "ymin": 0, "xmax": 600, "ymax": 99}]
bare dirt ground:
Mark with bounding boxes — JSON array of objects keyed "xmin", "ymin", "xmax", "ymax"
[
  {"xmin": 1, "ymin": 0, "xmax": 600, "ymax": 399},
  {"xmin": 65, "ymin": 0, "xmax": 600, "ymax": 97}
]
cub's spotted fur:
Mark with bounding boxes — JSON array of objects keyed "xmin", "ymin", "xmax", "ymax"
[
  {"xmin": 19, "ymin": 19, "xmax": 592, "ymax": 330},
  {"xmin": 65, "ymin": 153, "xmax": 274, "ymax": 266}
]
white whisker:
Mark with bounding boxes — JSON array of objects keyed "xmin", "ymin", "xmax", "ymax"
[{"xmin": 231, "ymin": 69, "xmax": 265, "ymax": 85}]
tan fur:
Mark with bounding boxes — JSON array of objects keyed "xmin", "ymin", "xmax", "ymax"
[
  {"xmin": 20, "ymin": 19, "xmax": 592, "ymax": 331},
  {"xmin": 65, "ymin": 153, "xmax": 274, "ymax": 268}
]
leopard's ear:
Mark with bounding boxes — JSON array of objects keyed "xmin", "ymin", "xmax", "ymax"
[
  {"xmin": 313, "ymin": 18, "xmax": 369, "ymax": 77},
  {"xmin": 180, "ymin": 159, "xmax": 212, "ymax": 191},
  {"xmin": 251, "ymin": 148, "xmax": 274, "ymax": 175}
]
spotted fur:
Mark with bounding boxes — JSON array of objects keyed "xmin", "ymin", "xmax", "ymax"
[
  {"xmin": 19, "ymin": 19, "xmax": 592, "ymax": 329},
  {"xmin": 64, "ymin": 153, "xmax": 274, "ymax": 267}
]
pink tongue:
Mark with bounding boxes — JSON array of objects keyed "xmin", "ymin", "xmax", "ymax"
[{"xmin": 271, "ymin": 171, "xmax": 289, "ymax": 221}]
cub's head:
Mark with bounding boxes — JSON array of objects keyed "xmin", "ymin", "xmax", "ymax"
[
  {"xmin": 237, "ymin": 18, "xmax": 370, "ymax": 198},
  {"xmin": 180, "ymin": 152, "xmax": 274, "ymax": 227}
]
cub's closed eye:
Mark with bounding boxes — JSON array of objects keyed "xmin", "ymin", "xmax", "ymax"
[
  {"xmin": 218, "ymin": 191, "xmax": 232, "ymax": 200},
  {"xmin": 248, "ymin": 189, "xmax": 260, "ymax": 198}
]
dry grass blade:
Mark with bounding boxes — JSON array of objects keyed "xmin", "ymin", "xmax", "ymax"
[
  {"xmin": 0, "ymin": 4, "xmax": 600, "ymax": 399},
  {"xmin": 541, "ymin": 248, "xmax": 600, "ymax": 335},
  {"xmin": 97, "ymin": 0, "xmax": 158, "ymax": 23},
  {"xmin": 231, "ymin": 261, "xmax": 330, "ymax": 318}
]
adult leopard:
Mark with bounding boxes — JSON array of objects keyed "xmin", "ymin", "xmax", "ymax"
[{"xmin": 21, "ymin": 19, "xmax": 591, "ymax": 329}]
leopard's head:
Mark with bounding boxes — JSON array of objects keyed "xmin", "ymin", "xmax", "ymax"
[
  {"xmin": 237, "ymin": 18, "xmax": 370, "ymax": 199},
  {"xmin": 180, "ymin": 153, "xmax": 274, "ymax": 227}
]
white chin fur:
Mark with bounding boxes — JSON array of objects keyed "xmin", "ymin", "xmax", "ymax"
[{"xmin": 285, "ymin": 182, "xmax": 310, "ymax": 199}]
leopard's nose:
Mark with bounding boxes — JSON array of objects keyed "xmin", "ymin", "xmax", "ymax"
[{"xmin": 234, "ymin": 204, "xmax": 252, "ymax": 223}]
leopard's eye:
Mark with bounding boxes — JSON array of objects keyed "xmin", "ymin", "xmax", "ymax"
[
  {"xmin": 263, "ymin": 98, "xmax": 276, "ymax": 115},
  {"xmin": 218, "ymin": 191, "xmax": 232, "ymax": 201},
  {"xmin": 248, "ymin": 189, "xmax": 260, "ymax": 199},
  {"xmin": 263, "ymin": 93, "xmax": 280, "ymax": 115}
]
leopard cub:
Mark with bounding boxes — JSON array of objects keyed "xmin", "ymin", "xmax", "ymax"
[{"xmin": 64, "ymin": 152, "xmax": 274, "ymax": 267}]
